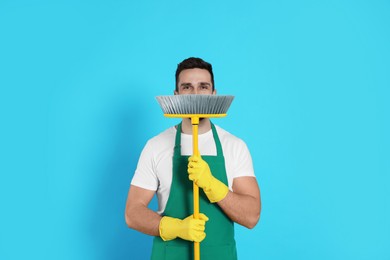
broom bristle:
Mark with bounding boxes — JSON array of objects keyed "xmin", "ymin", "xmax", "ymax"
[{"xmin": 156, "ymin": 95, "xmax": 234, "ymax": 115}]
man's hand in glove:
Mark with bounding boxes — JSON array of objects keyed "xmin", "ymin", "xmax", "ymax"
[
  {"xmin": 159, "ymin": 214, "xmax": 209, "ymax": 242},
  {"xmin": 187, "ymin": 156, "xmax": 229, "ymax": 203}
]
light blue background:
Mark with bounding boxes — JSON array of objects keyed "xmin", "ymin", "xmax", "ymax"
[{"xmin": 1, "ymin": 1, "xmax": 389, "ymax": 259}]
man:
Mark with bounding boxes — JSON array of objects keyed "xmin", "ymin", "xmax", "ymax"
[{"xmin": 125, "ymin": 57, "xmax": 261, "ymax": 259}]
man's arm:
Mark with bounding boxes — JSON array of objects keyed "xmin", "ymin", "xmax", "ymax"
[
  {"xmin": 125, "ymin": 185, "xmax": 161, "ymax": 236},
  {"xmin": 188, "ymin": 156, "xmax": 261, "ymax": 229},
  {"xmin": 217, "ymin": 176, "xmax": 261, "ymax": 229},
  {"xmin": 125, "ymin": 185, "xmax": 209, "ymax": 242}
]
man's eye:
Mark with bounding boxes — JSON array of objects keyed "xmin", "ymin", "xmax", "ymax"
[
  {"xmin": 201, "ymin": 85, "xmax": 209, "ymax": 89},
  {"xmin": 183, "ymin": 86, "xmax": 190, "ymax": 90}
]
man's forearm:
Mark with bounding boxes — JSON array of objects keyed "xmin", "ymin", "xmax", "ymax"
[
  {"xmin": 187, "ymin": 157, "xmax": 261, "ymax": 228},
  {"xmin": 125, "ymin": 205, "xmax": 162, "ymax": 237},
  {"xmin": 217, "ymin": 191, "xmax": 260, "ymax": 229}
]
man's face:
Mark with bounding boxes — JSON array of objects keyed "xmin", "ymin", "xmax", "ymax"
[{"xmin": 175, "ymin": 68, "xmax": 216, "ymax": 95}]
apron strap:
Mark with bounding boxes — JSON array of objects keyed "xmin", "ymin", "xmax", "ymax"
[
  {"xmin": 174, "ymin": 121, "xmax": 224, "ymax": 157},
  {"xmin": 173, "ymin": 123, "xmax": 182, "ymax": 156},
  {"xmin": 210, "ymin": 123, "xmax": 224, "ymax": 156}
]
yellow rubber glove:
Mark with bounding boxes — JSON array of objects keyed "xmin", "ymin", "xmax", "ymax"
[
  {"xmin": 159, "ymin": 214, "xmax": 209, "ymax": 242},
  {"xmin": 187, "ymin": 156, "xmax": 229, "ymax": 203}
]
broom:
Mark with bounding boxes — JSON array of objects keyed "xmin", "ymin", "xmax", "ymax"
[{"xmin": 156, "ymin": 94, "xmax": 234, "ymax": 260}]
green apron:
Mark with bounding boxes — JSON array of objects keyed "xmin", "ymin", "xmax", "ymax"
[{"xmin": 151, "ymin": 123, "xmax": 237, "ymax": 260}]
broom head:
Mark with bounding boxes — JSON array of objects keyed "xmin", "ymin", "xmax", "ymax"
[{"xmin": 156, "ymin": 95, "xmax": 234, "ymax": 116}]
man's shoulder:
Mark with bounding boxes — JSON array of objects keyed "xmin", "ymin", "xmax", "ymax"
[
  {"xmin": 214, "ymin": 125, "xmax": 253, "ymax": 161},
  {"xmin": 146, "ymin": 126, "xmax": 176, "ymax": 146},
  {"xmin": 214, "ymin": 125, "xmax": 247, "ymax": 146}
]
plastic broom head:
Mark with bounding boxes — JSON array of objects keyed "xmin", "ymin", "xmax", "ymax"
[{"xmin": 156, "ymin": 95, "xmax": 234, "ymax": 115}]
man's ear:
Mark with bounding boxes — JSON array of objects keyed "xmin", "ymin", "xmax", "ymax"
[
  {"xmin": 174, "ymin": 90, "xmax": 178, "ymax": 95},
  {"xmin": 213, "ymin": 89, "xmax": 217, "ymax": 95}
]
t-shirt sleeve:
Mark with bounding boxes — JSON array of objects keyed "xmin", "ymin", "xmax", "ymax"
[
  {"xmin": 232, "ymin": 139, "xmax": 255, "ymax": 179},
  {"xmin": 130, "ymin": 140, "xmax": 159, "ymax": 191}
]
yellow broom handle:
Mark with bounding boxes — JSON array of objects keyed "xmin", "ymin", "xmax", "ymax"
[{"xmin": 191, "ymin": 117, "xmax": 200, "ymax": 260}]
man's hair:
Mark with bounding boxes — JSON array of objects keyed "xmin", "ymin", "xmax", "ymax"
[{"xmin": 175, "ymin": 57, "xmax": 215, "ymax": 91}]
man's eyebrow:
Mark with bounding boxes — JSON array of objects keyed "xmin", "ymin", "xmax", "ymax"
[
  {"xmin": 180, "ymin": 82, "xmax": 192, "ymax": 87},
  {"xmin": 199, "ymin": 82, "xmax": 211, "ymax": 86}
]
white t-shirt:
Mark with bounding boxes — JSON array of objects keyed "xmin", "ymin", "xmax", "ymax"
[{"xmin": 131, "ymin": 124, "xmax": 255, "ymax": 214}]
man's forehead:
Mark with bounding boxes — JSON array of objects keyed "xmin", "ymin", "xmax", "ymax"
[{"xmin": 178, "ymin": 68, "xmax": 212, "ymax": 82}]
